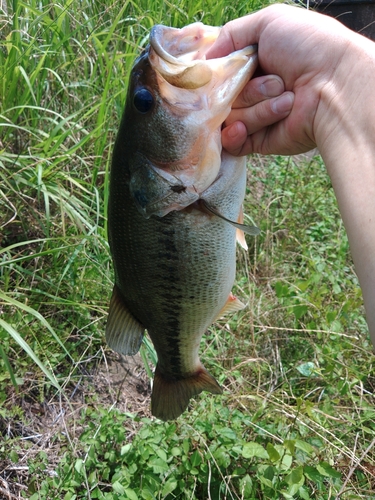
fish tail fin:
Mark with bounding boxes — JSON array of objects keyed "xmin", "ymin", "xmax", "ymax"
[{"xmin": 151, "ymin": 365, "xmax": 222, "ymax": 421}]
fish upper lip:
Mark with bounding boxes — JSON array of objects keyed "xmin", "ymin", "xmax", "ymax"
[{"xmin": 150, "ymin": 23, "xmax": 221, "ymax": 63}]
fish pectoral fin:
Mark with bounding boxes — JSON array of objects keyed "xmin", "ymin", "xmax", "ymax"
[
  {"xmin": 236, "ymin": 206, "xmax": 248, "ymax": 250},
  {"xmin": 151, "ymin": 365, "xmax": 222, "ymax": 421},
  {"xmin": 106, "ymin": 284, "xmax": 145, "ymax": 356},
  {"xmin": 200, "ymin": 200, "xmax": 261, "ymax": 236},
  {"xmin": 216, "ymin": 292, "xmax": 247, "ymax": 320}
]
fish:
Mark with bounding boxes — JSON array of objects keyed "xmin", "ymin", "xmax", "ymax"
[{"xmin": 106, "ymin": 21, "xmax": 259, "ymax": 421}]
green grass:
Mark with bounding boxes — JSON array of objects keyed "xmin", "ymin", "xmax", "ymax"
[{"xmin": 1, "ymin": 1, "xmax": 374, "ymax": 499}]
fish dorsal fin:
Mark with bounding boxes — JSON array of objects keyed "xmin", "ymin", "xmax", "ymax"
[
  {"xmin": 201, "ymin": 200, "xmax": 260, "ymax": 236},
  {"xmin": 236, "ymin": 206, "xmax": 248, "ymax": 250},
  {"xmin": 216, "ymin": 292, "xmax": 247, "ymax": 320},
  {"xmin": 106, "ymin": 284, "xmax": 145, "ymax": 356}
]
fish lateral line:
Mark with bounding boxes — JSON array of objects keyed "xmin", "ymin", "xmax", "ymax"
[{"xmin": 199, "ymin": 199, "xmax": 260, "ymax": 236}]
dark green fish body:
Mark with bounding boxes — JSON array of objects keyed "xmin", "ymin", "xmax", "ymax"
[{"xmin": 106, "ymin": 22, "xmax": 258, "ymax": 420}]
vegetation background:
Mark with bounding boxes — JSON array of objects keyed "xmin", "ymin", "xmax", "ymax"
[{"xmin": 1, "ymin": 0, "xmax": 374, "ymax": 498}]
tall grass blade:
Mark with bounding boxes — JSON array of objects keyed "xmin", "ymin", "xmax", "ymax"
[
  {"xmin": 0, "ymin": 342, "xmax": 18, "ymax": 388},
  {"xmin": 0, "ymin": 319, "xmax": 60, "ymax": 389},
  {"xmin": 0, "ymin": 290, "xmax": 72, "ymax": 360}
]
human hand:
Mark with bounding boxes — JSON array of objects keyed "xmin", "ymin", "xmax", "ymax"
[
  {"xmin": 221, "ymin": 73, "xmax": 294, "ymax": 156},
  {"xmin": 207, "ymin": 4, "xmax": 355, "ymax": 156},
  {"xmin": 209, "ymin": 4, "xmax": 375, "ymax": 347}
]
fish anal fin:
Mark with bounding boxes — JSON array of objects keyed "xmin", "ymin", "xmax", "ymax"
[
  {"xmin": 216, "ymin": 292, "xmax": 246, "ymax": 320},
  {"xmin": 151, "ymin": 365, "xmax": 222, "ymax": 421},
  {"xmin": 106, "ymin": 284, "xmax": 144, "ymax": 356},
  {"xmin": 236, "ymin": 206, "xmax": 248, "ymax": 250}
]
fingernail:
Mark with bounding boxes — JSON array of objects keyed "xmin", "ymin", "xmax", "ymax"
[
  {"xmin": 259, "ymin": 76, "xmax": 284, "ymax": 97},
  {"xmin": 271, "ymin": 93, "xmax": 294, "ymax": 114},
  {"xmin": 226, "ymin": 122, "xmax": 240, "ymax": 138}
]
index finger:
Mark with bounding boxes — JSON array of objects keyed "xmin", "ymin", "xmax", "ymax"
[{"xmin": 206, "ymin": 13, "xmax": 258, "ymax": 59}]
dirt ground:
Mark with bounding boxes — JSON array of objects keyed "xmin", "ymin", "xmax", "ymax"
[{"xmin": 0, "ymin": 351, "xmax": 151, "ymax": 499}]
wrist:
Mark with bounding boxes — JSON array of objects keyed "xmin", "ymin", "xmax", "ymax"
[{"xmin": 316, "ymin": 31, "xmax": 375, "ymax": 158}]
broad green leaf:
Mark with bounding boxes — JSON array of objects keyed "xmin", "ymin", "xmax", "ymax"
[
  {"xmin": 295, "ymin": 440, "xmax": 314, "ymax": 455},
  {"xmin": 125, "ymin": 488, "xmax": 138, "ymax": 500},
  {"xmin": 259, "ymin": 475, "xmax": 273, "ymax": 489},
  {"xmin": 148, "ymin": 457, "xmax": 169, "ymax": 474},
  {"xmin": 296, "ymin": 362, "xmax": 316, "ymax": 377},
  {"xmin": 64, "ymin": 493, "xmax": 77, "ymax": 500},
  {"xmin": 265, "ymin": 443, "xmax": 279, "ymax": 463},
  {"xmin": 121, "ymin": 443, "xmax": 132, "ymax": 455},
  {"xmin": 220, "ymin": 427, "xmax": 237, "ymax": 441},
  {"xmin": 161, "ymin": 478, "xmax": 178, "ymax": 497},
  {"xmin": 190, "ymin": 450, "xmax": 202, "ymax": 467},
  {"xmin": 240, "ymin": 474, "xmax": 253, "ymax": 497},
  {"xmin": 304, "ymin": 466, "xmax": 324, "ymax": 483},
  {"xmin": 275, "ymin": 281, "xmax": 289, "ymax": 298},
  {"xmin": 286, "ymin": 466, "xmax": 304, "ymax": 486},
  {"xmin": 171, "ymin": 447, "xmax": 181, "ymax": 456},
  {"xmin": 317, "ymin": 462, "xmax": 341, "ymax": 479},
  {"xmin": 280, "ymin": 491, "xmax": 294, "ymax": 499},
  {"xmin": 242, "ymin": 442, "xmax": 268, "ymax": 459},
  {"xmin": 156, "ymin": 448, "xmax": 167, "ymax": 462},
  {"xmin": 299, "ymin": 486, "xmax": 311, "ymax": 500},
  {"xmin": 283, "ymin": 440, "xmax": 295, "ymax": 455},
  {"xmin": 294, "ymin": 304, "xmax": 308, "ymax": 320},
  {"xmin": 280, "ymin": 453, "xmax": 293, "ymax": 472},
  {"xmin": 74, "ymin": 459, "xmax": 84, "ymax": 474},
  {"xmin": 213, "ymin": 449, "xmax": 230, "ymax": 468},
  {"xmin": 182, "ymin": 439, "xmax": 190, "ymax": 454},
  {"xmin": 112, "ymin": 481, "xmax": 125, "ymax": 494}
]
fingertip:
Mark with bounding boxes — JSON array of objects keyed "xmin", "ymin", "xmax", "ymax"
[
  {"xmin": 205, "ymin": 27, "xmax": 234, "ymax": 59},
  {"xmin": 258, "ymin": 75, "xmax": 285, "ymax": 98},
  {"xmin": 222, "ymin": 121, "xmax": 248, "ymax": 155},
  {"xmin": 270, "ymin": 92, "xmax": 294, "ymax": 115}
]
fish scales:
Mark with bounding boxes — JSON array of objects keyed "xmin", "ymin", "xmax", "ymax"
[
  {"xmin": 106, "ymin": 22, "xmax": 259, "ymax": 421},
  {"xmin": 109, "ymin": 180, "xmax": 238, "ymax": 375}
]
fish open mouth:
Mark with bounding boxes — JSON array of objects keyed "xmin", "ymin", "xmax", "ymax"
[
  {"xmin": 149, "ymin": 22, "xmax": 257, "ymax": 90},
  {"xmin": 149, "ymin": 23, "xmax": 221, "ymax": 89}
]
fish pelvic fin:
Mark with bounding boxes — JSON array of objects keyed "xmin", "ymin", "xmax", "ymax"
[
  {"xmin": 151, "ymin": 365, "xmax": 222, "ymax": 421},
  {"xmin": 216, "ymin": 292, "xmax": 247, "ymax": 320},
  {"xmin": 106, "ymin": 284, "xmax": 145, "ymax": 355}
]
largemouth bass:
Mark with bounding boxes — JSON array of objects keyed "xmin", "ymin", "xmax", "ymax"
[{"xmin": 106, "ymin": 22, "xmax": 258, "ymax": 421}]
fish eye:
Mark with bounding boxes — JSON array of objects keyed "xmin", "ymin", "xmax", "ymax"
[{"xmin": 133, "ymin": 88, "xmax": 154, "ymax": 113}]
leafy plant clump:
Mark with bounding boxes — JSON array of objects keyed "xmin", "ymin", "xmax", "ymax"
[
  {"xmin": 28, "ymin": 406, "xmax": 344, "ymax": 500},
  {"xmin": 1, "ymin": 1, "xmax": 374, "ymax": 499}
]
